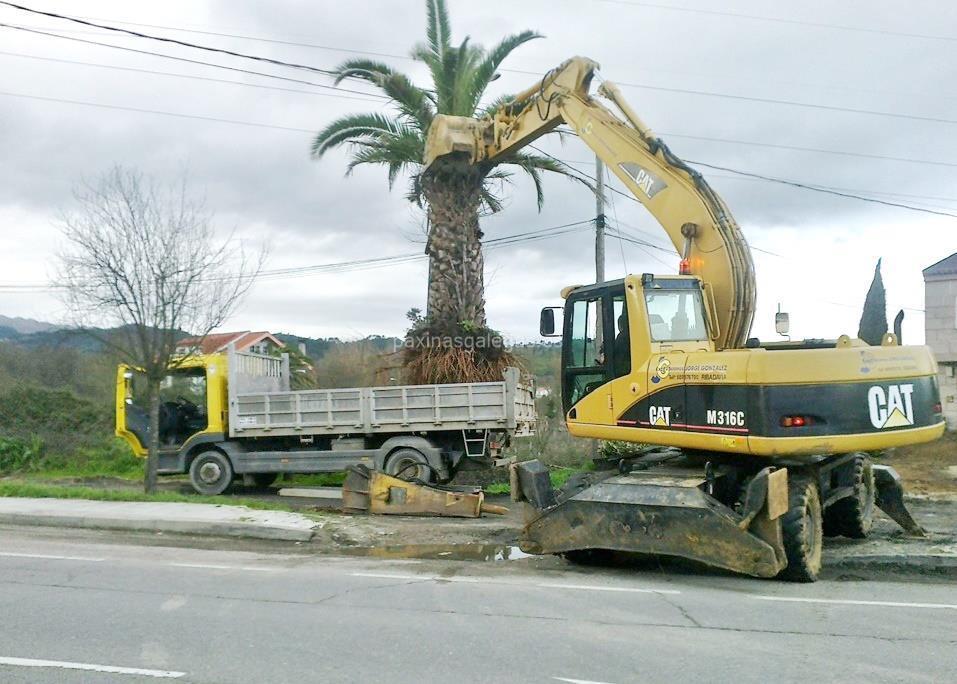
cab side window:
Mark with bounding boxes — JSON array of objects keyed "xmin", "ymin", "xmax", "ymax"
[
  {"xmin": 565, "ymin": 297, "xmax": 608, "ymax": 407},
  {"xmin": 611, "ymin": 295, "xmax": 631, "ymax": 378}
]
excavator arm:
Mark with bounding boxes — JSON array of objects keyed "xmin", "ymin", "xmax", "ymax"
[{"xmin": 424, "ymin": 57, "xmax": 756, "ymax": 349}]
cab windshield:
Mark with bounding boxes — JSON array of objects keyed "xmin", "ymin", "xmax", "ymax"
[{"xmin": 644, "ymin": 287, "xmax": 708, "ymax": 342}]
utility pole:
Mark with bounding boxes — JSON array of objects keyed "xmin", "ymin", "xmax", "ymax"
[
  {"xmin": 595, "ymin": 156, "xmax": 605, "ymax": 284},
  {"xmin": 592, "ymin": 156, "xmax": 605, "ymax": 461}
]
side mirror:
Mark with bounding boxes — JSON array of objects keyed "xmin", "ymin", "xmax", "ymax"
[
  {"xmin": 775, "ymin": 309, "xmax": 790, "ymax": 336},
  {"xmin": 539, "ymin": 307, "xmax": 562, "ymax": 337}
]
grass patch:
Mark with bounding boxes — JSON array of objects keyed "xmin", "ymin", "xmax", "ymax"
[
  {"xmin": 0, "ymin": 480, "xmax": 311, "ymax": 514},
  {"xmin": 286, "ymin": 472, "xmax": 347, "ymax": 487},
  {"xmin": 484, "ymin": 467, "xmax": 578, "ymax": 496}
]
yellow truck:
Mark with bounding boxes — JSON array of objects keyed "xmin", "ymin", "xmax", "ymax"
[{"xmin": 116, "ymin": 346, "xmax": 535, "ymax": 495}]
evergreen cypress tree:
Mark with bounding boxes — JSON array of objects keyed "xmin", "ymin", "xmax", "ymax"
[{"xmin": 858, "ymin": 259, "xmax": 888, "ymax": 345}]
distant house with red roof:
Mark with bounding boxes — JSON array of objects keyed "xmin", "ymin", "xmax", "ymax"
[{"xmin": 175, "ymin": 331, "xmax": 285, "ymax": 357}]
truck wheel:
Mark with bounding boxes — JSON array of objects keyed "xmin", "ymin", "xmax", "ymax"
[
  {"xmin": 780, "ymin": 474, "xmax": 823, "ymax": 582},
  {"xmin": 384, "ymin": 448, "xmax": 433, "ymax": 483},
  {"xmin": 251, "ymin": 473, "xmax": 278, "ymax": 489},
  {"xmin": 189, "ymin": 450, "xmax": 234, "ymax": 495},
  {"xmin": 824, "ymin": 455, "xmax": 875, "ymax": 539}
]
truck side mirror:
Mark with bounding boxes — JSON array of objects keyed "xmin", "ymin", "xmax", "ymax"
[
  {"xmin": 775, "ymin": 310, "xmax": 790, "ymax": 336},
  {"xmin": 540, "ymin": 307, "xmax": 562, "ymax": 337}
]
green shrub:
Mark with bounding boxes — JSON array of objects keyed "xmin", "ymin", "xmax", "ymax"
[
  {"xmin": 0, "ymin": 384, "xmax": 111, "ymax": 455},
  {"xmin": 0, "ymin": 436, "xmax": 44, "ymax": 473}
]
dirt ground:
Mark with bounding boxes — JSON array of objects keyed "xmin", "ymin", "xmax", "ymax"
[{"xmin": 881, "ymin": 430, "xmax": 957, "ymax": 495}]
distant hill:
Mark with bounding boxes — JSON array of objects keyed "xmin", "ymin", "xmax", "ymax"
[{"xmin": 0, "ymin": 315, "xmax": 59, "ymax": 335}]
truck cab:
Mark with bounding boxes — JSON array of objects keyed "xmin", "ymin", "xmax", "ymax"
[{"xmin": 116, "ymin": 354, "xmax": 229, "ymax": 467}]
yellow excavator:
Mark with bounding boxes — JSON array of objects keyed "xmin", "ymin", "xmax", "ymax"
[{"xmin": 424, "ymin": 57, "xmax": 945, "ymax": 581}]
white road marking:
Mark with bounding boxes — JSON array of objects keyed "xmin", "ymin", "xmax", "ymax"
[
  {"xmin": 753, "ymin": 595, "xmax": 957, "ymax": 610},
  {"xmin": 351, "ymin": 572, "xmax": 679, "ymax": 594},
  {"xmin": 537, "ymin": 582, "xmax": 680, "ymax": 595},
  {"xmin": 553, "ymin": 677, "xmax": 618, "ymax": 684},
  {"xmin": 168, "ymin": 562, "xmax": 280, "ymax": 572},
  {"xmin": 0, "ymin": 656, "xmax": 185, "ymax": 678},
  {"xmin": 0, "ymin": 552, "xmax": 105, "ymax": 562}
]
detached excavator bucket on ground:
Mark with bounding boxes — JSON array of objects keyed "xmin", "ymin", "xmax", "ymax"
[
  {"xmin": 342, "ymin": 464, "xmax": 508, "ymax": 518},
  {"xmin": 510, "ymin": 455, "xmax": 923, "ymax": 580}
]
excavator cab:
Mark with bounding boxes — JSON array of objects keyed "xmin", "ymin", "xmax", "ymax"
[{"xmin": 544, "ymin": 274, "xmax": 717, "ymax": 422}]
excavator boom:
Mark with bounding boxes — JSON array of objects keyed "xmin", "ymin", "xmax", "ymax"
[{"xmin": 424, "ymin": 56, "xmax": 755, "ymax": 349}]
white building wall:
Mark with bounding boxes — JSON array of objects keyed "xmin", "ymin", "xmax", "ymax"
[
  {"xmin": 925, "ymin": 277, "xmax": 957, "ymax": 363},
  {"xmin": 925, "ymin": 274, "xmax": 957, "ymax": 430},
  {"xmin": 939, "ymin": 363, "xmax": 957, "ymax": 430}
]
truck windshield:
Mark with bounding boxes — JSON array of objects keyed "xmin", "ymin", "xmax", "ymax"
[
  {"xmin": 644, "ymin": 288, "xmax": 708, "ymax": 342},
  {"xmin": 125, "ymin": 367, "xmax": 208, "ymax": 447}
]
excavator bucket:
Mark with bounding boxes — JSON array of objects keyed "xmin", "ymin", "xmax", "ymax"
[
  {"xmin": 511, "ymin": 460, "xmax": 789, "ymax": 578},
  {"xmin": 342, "ymin": 465, "xmax": 508, "ymax": 518}
]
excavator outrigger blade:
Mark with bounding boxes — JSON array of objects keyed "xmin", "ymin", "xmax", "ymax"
[{"xmin": 511, "ymin": 460, "xmax": 790, "ymax": 578}]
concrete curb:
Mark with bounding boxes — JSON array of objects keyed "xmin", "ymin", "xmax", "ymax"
[
  {"xmin": 0, "ymin": 512, "xmax": 315, "ymax": 541},
  {"xmin": 826, "ymin": 553, "xmax": 957, "ymax": 579}
]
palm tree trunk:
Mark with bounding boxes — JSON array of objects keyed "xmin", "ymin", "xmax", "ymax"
[{"xmin": 422, "ymin": 166, "xmax": 486, "ymax": 328}]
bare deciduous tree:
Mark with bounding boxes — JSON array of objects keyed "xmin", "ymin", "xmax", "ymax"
[{"xmin": 57, "ymin": 166, "xmax": 263, "ymax": 492}]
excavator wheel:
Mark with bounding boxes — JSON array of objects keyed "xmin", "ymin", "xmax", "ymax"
[
  {"xmin": 780, "ymin": 473, "xmax": 823, "ymax": 582},
  {"xmin": 823, "ymin": 455, "xmax": 875, "ymax": 539}
]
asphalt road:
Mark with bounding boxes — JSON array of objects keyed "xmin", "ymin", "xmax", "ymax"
[{"xmin": 0, "ymin": 527, "xmax": 955, "ymax": 684}]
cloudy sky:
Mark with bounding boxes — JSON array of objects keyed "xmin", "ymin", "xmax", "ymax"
[{"xmin": 1, "ymin": 0, "xmax": 955, "ymax": 344}]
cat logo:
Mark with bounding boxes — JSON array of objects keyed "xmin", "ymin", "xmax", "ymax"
[
  {"xmin": 868, "ymin": 384, "xmax": 915, "ymax": 429},
  {"xmin": 649, "ymin": 405, "xmax": 672, "ymax": 426},
  {"xmin": 619, "ymin": 162, "xmax": 668, "ymax": 199}
]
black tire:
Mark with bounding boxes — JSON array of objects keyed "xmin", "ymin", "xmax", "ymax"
[
  {"xmin": 384, "ymin": 448, "xmax": 433, "ymax": 483},
  {"xmin": 189, "ymin": 450, "xmax": 234, "ymax": 495},
  {"xmin": 250, "ymin": 473, "xmax": 278, "ymax": 489},
  {"xmin": 824, "ymin": 455, "xmax": 874, "ymax": 539},
  {"xmin": 780, "ymin": 473, "xmax": 823, "ymax": 582}
]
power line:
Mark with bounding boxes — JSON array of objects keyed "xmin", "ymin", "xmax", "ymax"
[
  {"xmin": 28, "ymin": 12, "xmax": 957, "ymax": 104},
  {"xmin": 0, "ymin": 50, "xmax": 385, "ymax": 103},
  {"xmin": 555, "ymin": 126, "xmax": 957, "ymax": 172},
  {"xmin": 606, "ymin": 80, "xmax": 957, "ymax": 127},
  {"xmin": 0, "ymin": 220, "xmax": 596, "ymax": 292},
  {"xmin": 9, "ymin": 21, "xmax": 957, "ymax": 169},
  {"xmin": 9, "ymin": 4, "xmax": 957, "ymax": 127},
  {"xmin": 554, "ymin": 155, "xmax": 957, "ymax": 207},
  {"xmin": 0, "ymin": 23, "xmax": 388, "ymax": 100},
  {"xmin": 0, "ymin": 89, "xmax": 317, "ymax": 134},
  {"xmin": 0, "ymin": 1, "xmax": 342, "ymax": 77},
  {"xmin": 593, "ymin": 0, "xmax": 957, "ymax": 43},
  {"xmin": 534, "ymin": 139, "xmax": 957, "ymax": 221},
  {"xmin": 686, "ymin": 159, "xmax": 957, "ymax": 220}
]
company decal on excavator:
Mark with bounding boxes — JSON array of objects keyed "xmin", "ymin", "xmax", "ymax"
[{"xmin": 619, "ymin": 162, "xmax": 668, "ymax": 199}]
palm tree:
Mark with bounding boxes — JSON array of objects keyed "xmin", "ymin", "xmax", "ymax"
[{"xmin": 311, "ymin": 0, "xmax": 581, "ymax": 380}]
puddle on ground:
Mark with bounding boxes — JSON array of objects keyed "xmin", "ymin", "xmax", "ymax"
[{"xmin": 339, "ymin": 543, "xmax": 533, "ymax": 562}]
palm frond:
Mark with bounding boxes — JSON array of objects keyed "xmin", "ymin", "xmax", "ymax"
[
  {"xmin": 332, "ymin": 58, "xmax": 397, "ymax": 86},
  {"xmin": 495, "ymin": 152, "xmax": 594, "ymax": 210},
  {"xmin": 465, "ymin": 30, "xmax": 541, "ymax": 114},
  {"xmin": 311, "ymin": 113, "xmax": 413, "ymax": 158},
  {"xmin": 425, "ymin": 0, "xmax": 452, "ymax": 57},
  {"xmin": 479, "ymin": 93, "xmax": 516, "ymax": 120}
]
